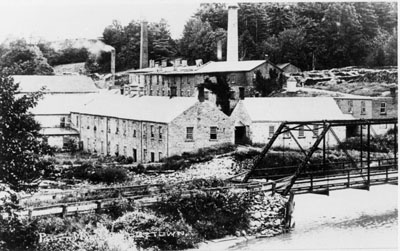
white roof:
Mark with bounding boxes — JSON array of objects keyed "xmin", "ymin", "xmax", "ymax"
[
  {"xmin": 13, "ymin": 75, "xmax": 99, "ymax": 93},
  {"xmin": 72, "ymin": 95, "xmax": 199, "ymax": 123},
  {"xmin": 240, "ymin": 97, "xmax": 353, "ymax": 122},
  {"xmin": 31, "ymin": 93, "xmax": 97, "ymax": 115},
  {"xmin": 196, "ymin": 60, "xmax": 267, "ymax": 74}
]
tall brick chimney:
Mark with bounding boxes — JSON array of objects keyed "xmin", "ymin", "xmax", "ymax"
[
  {"xmin": 227, "ymin": 3, "xmax": 239, "ymax": 62},
  {"xmin": 111, "ymin": 48, "xmax": 116, "ymax": 86},
  {"xmin": 217, "ymin": 40, "xmax": 223, "ymax": 61},
  {"xmin": 140, "ymin": 20, "xmax": 149, "ymax": 69}
]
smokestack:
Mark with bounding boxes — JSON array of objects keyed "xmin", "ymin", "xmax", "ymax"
[
  {"xmin": 227, "ymin": 3, "xmax": 239, "ymax": 62},
  {"xmin": 217, "ymin": 40, "xmax": 222, "ymax": 61},
  {"xmin": 140, "ymin": 20, "xmax": 149, "ymax": 69},
  {"xmin": 111, "ymin": 49, "xmax": 116, "ymax": 86}
]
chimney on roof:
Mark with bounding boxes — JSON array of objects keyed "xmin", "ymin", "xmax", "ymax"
[
  {"xmin": 197, "ymin": 85, "xmax": 205, "ymax": 102},
  {"xmin": 195, "ymin": 59, "xmax": 203, "ymax": 67},
  {"xmin": 227, "ymin": 3, "xmax": 239, "ymax": 62},
  {"xmin": 149, "ymin": 60, "xmax": 155, "ymax": 68},
  {"xmin": 111, "ymin": 48, "xmax": 116, "ymax": 86},
  {"xmin": 161, "ymin": 60, "xmax": 167, "ymax": 67},
  {"xmin": 140, "ymin": 20, "xmax": 149, "ymax": 69},
  {"xmin": 170, "ymin": 86, "xmax": 177, "ymax": 98},
  {"xmin": 265, "ymin": 54, "xmax": 269, "ymax": 61},
  {"xmin": 181, "ymin": 60, "xmax": 188, "ymax": 67},
  {"xmin": 217, "ymin": 40, "xmax": 223, "ymax": 61}
]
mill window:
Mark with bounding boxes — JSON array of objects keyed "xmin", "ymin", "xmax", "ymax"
[
  {"xmin": 186, "ymin": 127, "xmax": 194, "ymax": 140},
  {"xmin": 210, "ymin": 127, "xmax": 217, "ymax": 140},
  {"xmin": 380, "ymin": 102, "xmax": 387, "ymax": 115},
  {"xmin": 268, "ymin": 125, "xmax": 275, "ymax": 138},
  {"xmin": 150, "ymin": 125, "xmax": 155, "ymax": 138},
  {"xmin": 298, "ymin": 125, "xmax": 305, "ymax": 138},
  {"xmin": 361, "ymin": 101, "xmax": 366, "ymax": 115},
  {"xmin": 159, "ymin": 126, "xmax": 163, "ymax": 141}
]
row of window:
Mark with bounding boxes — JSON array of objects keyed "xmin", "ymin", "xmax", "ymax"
[
  {"xmin": 86, "ymin": 140, "xmax": 163, "ymax": 163},
  {"xmin": 186, "ymin": 126, "xmax": 218, "ymax": 140},
  {"xmin": 268, "ymin": 125, "xmax": 319, "ymax": 139},
  {"xmin": 145, "ymin": 75, "xmax": 195, "ymax": 86},
  {"xmin": 147, "ymin": 89, "xmax": 192, "ymax": 97},
  {"xmin": 78, "ymin": 116, "xmax": 164, "ymax": 141},
  {"xmin": 347, "ymin": 100, "xmax": 387, "ymax": 115}
]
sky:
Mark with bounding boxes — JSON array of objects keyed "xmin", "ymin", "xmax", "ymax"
[{"xmin": 0, "ymin": 0, "xmax": 204, "ymax": 42}]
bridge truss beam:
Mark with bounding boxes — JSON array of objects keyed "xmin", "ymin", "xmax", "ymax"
[{"xmin": 243, "ymin": 118, "xmax": 398, "ymax": 196}]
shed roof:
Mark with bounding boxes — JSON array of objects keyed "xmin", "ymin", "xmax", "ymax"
[
  {"xmin": 71, "ymin": 94, "xmax": 199, "ymax": 123},
  {"xmin": 13, "ymin": 75, "xmax": 99, "ymax": 93},
  {"xmin": 239, "ymin": 97, "xmax": 353, "ymax": 122}
]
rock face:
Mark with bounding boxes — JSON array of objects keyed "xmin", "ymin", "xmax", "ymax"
[{"xmin": 247, "ymin": 192, "xmax": 289, "ymax": 237}]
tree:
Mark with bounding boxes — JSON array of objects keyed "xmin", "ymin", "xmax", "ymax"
[
  {"xmin": 254, "ymin": 69, "xmax": 282, "ymax": 97},
  {"xmin": 97, "ymin": 19, "xmax": 177, "ymax": 72},
  {"xmin": 180, "ymin": 18, "xmax": 226, "ymax": 64},
  {"xmin": 0, "ymin": 75, "xmax": 52, "ymax": 191},
  {"xmin": 0, "ymin": 39, "xmax": 53, "ymax": 75},
  {"xmin": 203, "ymin": 74, "xmax": 231, "ymax": 115}
]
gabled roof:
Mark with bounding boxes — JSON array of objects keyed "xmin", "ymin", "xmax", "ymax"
[
  {"xmin": 13, "ymin": 75, "xmax": 99, "ymax": 93},
  {"xmin": 239, "ymin": 97, "xmax": 353, "ymax": 122},
  {"xmin": 31, "ymin": 93, "xmax": 97, "ymax": 115},
  {"xmin": 71, "ymin": 94, "xmax": 199, "ymax": 123},
  {"xmin": 196, "ymin": 60, "xmax": 267, "ymax": 74}
]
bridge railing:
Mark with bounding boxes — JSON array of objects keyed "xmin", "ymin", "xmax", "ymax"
[{"xmin": 251, "ymin": 158, "xmax": 397, "ymax": 180}]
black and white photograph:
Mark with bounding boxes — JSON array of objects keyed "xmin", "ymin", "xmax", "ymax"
[{"xmin": 0, "ymin": 0, "xmax": 397, "ymax": 250}]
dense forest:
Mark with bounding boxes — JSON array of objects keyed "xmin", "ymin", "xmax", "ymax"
[{"xmin": 0, "ymin": 2, "xmax": 397, "ymax": 75}]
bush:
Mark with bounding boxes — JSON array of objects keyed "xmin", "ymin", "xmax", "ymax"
[
  {"xmin": 103, "ymin": 198, "xmax": 135, "ymax": 220},
  {"xmin": 339, "ymin": 135, "xmax": 394, "ymax": 153},
  {"xmin": 64, "ymin": 162, "xmax": 94, "ymax": 180},
  {"xmin": 0, "ymin": 217, "xmax": 40, "ymax": 251},
  {"xmin": 125, "ymin": 156, "xmax": 134, "ymax": 164},
  {"xmin": 131, "ymin": 164, "xmax": 145, "ymax": 174},
  {"xmin": 113, "ymin": 210, "xmax": 201, "ymax": 250},
  {"xmin": 88, "ymin": 166, "xmax": 128, "ymax": 184},
  {"xmin": 152, "ymin": 178, "xmax": 252, "ymax": 240}
]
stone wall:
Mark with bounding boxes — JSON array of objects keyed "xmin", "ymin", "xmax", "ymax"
[
  {"xmin": 168, "ymin": 101, "xmax": 234, "ymax": 156},
  {"xmin": 247, "ymin": 192, "xmax": 290, "ymax": 237}
]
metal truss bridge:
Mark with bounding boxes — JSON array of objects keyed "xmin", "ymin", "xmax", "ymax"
[{"xmin": 242, "ymin": 118, "xmax": 398, "ymax": 196}]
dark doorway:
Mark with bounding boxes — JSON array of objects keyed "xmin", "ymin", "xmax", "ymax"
[
  {"xmin": 235, "ymin": 126, "xmax": 247, "ymax": 144},
  {"xmin": 151, "ymin": 152, "xmax": 155, "ymax": 162},
  {"xmin": 132, "ymin": 148, "xmax": 137, "ymax": 162},
  {"xmin": 346, "ymin": 125, "xmax": 358, "ymax": 138}
]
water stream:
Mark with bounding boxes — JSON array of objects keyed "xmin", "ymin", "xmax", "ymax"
[{"xmin": 198, "ymin": 184, "xmax": 398, "ymax": 251}]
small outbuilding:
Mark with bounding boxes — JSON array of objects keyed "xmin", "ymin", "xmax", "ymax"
[{"xmin": 277, "ymin": 63, "xmax": 301, "ymax": 74}]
